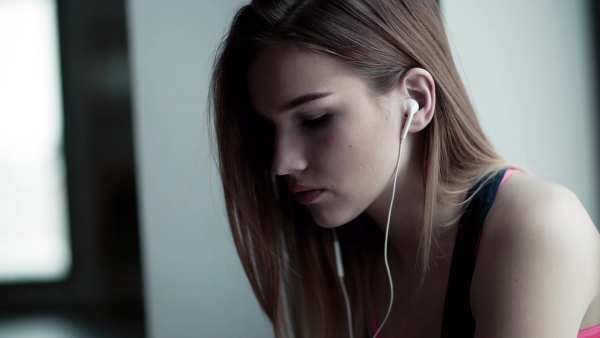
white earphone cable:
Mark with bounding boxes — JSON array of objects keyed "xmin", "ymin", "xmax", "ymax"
[
  {"xmin": 371, "ymin": 135, "xmax": 405, "ymax": 338},
  {"xmin": 336, "ymin": 100, "xmax": 416, "ymax": 338}
]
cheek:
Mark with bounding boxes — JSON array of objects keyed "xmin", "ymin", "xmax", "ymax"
[
  {"xmin": 316, "ymin": 125, "xmax": 384, "ymax": 184},
  {"xmin": 304, "ymin": 128, "xmax": 353, "ymax": 183},
  {"xmin": 343, "ymin": 130, "xmax": 397, "ymax": 194},
  {"xmin": 306, "ymin": 107, "xmax": 398, "ymax": 185}
]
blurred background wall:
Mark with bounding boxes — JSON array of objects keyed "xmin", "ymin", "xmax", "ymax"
[
  {"xmin": 442, "ymin": 0, "xmax": 599, "ymax": 223},
  {"xmin": 127, "ymin": 0, "xmax": 272, "ymax": 337},
  {"xmin": 127, "ymin": 1, "xmax": 599, "ymax": 338}
]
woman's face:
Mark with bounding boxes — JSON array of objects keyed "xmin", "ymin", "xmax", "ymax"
[{"xmin": 248, "ymin": 42, "xmax": 404, "ymax": 227}]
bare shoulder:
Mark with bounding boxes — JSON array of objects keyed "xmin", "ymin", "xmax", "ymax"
[
  {"xmin": 485, "ymin": 173, "xmax": 599, "ymax": 244},
  {"xmin": 470, "ymin": 172, "xmax": 600, "ymax": 337}
]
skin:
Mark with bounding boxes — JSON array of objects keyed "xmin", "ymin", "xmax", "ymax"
[{"xmin": 248, "ymin": 41, "xmax": 600, "ymax": 337}]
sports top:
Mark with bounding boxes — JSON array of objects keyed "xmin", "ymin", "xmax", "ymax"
[{"xmin": 371, "ymin": 168, "xmax": 600, "ymax": 337}]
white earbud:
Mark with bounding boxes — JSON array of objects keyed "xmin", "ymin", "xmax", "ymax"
[{"xmin": 400, "ymin": 98, "xmax": 419, "ymax": 140}]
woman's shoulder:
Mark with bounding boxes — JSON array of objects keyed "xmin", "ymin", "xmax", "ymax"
[
  {"xmin": 469, "ymin": 172, "xmax": 600, "ymax": 336},
  {"xmin": 487, "ymin": 171, "xmax": 598, "ymax": 245}
]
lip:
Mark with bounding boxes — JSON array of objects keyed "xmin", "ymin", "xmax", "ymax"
[
  {"xmin": 290, "ymin": 184, "xmax": 319, "ymax": 193},
  {"xmin": 294, "ymin": 189, "xmax": 325, "ymax": 204}
]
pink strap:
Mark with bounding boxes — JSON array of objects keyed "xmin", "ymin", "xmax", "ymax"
[
  {"xmin": 499, "ymin": 168, "xmax": 520, "ymax": 187},
  {"xmin": 370, "ymin": 309, "xmax": 381, "ymax": 337},
  {"xmin": 578, "ymin": 324, "xmax": 600, "ymax": 338}
]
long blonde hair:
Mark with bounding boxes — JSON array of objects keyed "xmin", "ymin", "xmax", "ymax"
[{"xmin": 209, "ymin": 0, "xmax": 505, "ymax": 336}]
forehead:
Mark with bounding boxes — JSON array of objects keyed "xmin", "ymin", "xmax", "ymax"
[{"xmin": 247, "ymin": 42, "xmax": 366, "ymax": 115}]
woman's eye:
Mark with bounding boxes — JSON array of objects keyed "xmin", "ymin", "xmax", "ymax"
[{"xmin": 300, "ymin": 114, "xmax": 330, "ymax": 128}]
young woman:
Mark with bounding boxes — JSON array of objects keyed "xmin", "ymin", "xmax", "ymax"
[{"xmin": 209, "ymin": 0, "xmax": 600, "ymax": 337}]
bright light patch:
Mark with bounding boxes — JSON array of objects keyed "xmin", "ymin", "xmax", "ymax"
[{"xmin": 0, "ymin": 0, "xmax": 71, "ymax": 282}]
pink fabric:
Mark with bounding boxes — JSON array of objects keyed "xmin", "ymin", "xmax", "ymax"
[
  {"xmin": 499, "ymin": 168, "xmax": 520, "ymax": 187},
  {"xmin": 370, "ymin": 310, "xmax": 381, "ymax": 338},
  {"xmin": 579, "ymin": 324, "xmax": 600, "ymax": 338}
]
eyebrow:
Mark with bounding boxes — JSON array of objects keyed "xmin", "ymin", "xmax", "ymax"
[{"xmin": 277, "ymin": 92, "xmax": 333, "ymax": 113}]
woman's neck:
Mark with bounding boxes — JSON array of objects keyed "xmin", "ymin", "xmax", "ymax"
[{"xmin": 365, "ymin": 135, "xmax": 462, "ymax": 272}]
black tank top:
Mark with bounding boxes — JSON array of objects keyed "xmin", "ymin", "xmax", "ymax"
[{"xmin": 440, "ymin": 168, "xmax": 507, "ymax": 337}]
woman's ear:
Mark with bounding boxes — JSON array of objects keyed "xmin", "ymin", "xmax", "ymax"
[{"xmin": 398, "ymin": 68, "xmax": 435, "ymax": 134}]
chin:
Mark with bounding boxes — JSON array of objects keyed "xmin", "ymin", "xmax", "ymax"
[{"xmin": 307, "ymin": 206, "xmax": 361, "ymax": 229}]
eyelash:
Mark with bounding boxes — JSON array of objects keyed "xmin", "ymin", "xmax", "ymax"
[{"xmin": 300, "ymin": 114, "xmax": 330, "ymax": 128}]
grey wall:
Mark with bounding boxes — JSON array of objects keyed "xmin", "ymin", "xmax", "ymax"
[
  {"xmin": 442, "ymin": 0, "xmax": 598, "ymax": 224},
  {"xmin": 128, "ymin": 1, "xmax": 598, "ymax": 337},
  {"xmin": 127, "ymin": 0, "xmax": 273, "ymax": 337}
]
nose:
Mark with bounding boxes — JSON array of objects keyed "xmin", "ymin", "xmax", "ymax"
[{"xmin": 271, "ymin": 131, "xmax": 307, "ymax": 176}]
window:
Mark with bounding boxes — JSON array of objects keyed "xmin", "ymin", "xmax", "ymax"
[{"xmin": 0, "ymin": 0, "xmax": 71, "ymax": 282}]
